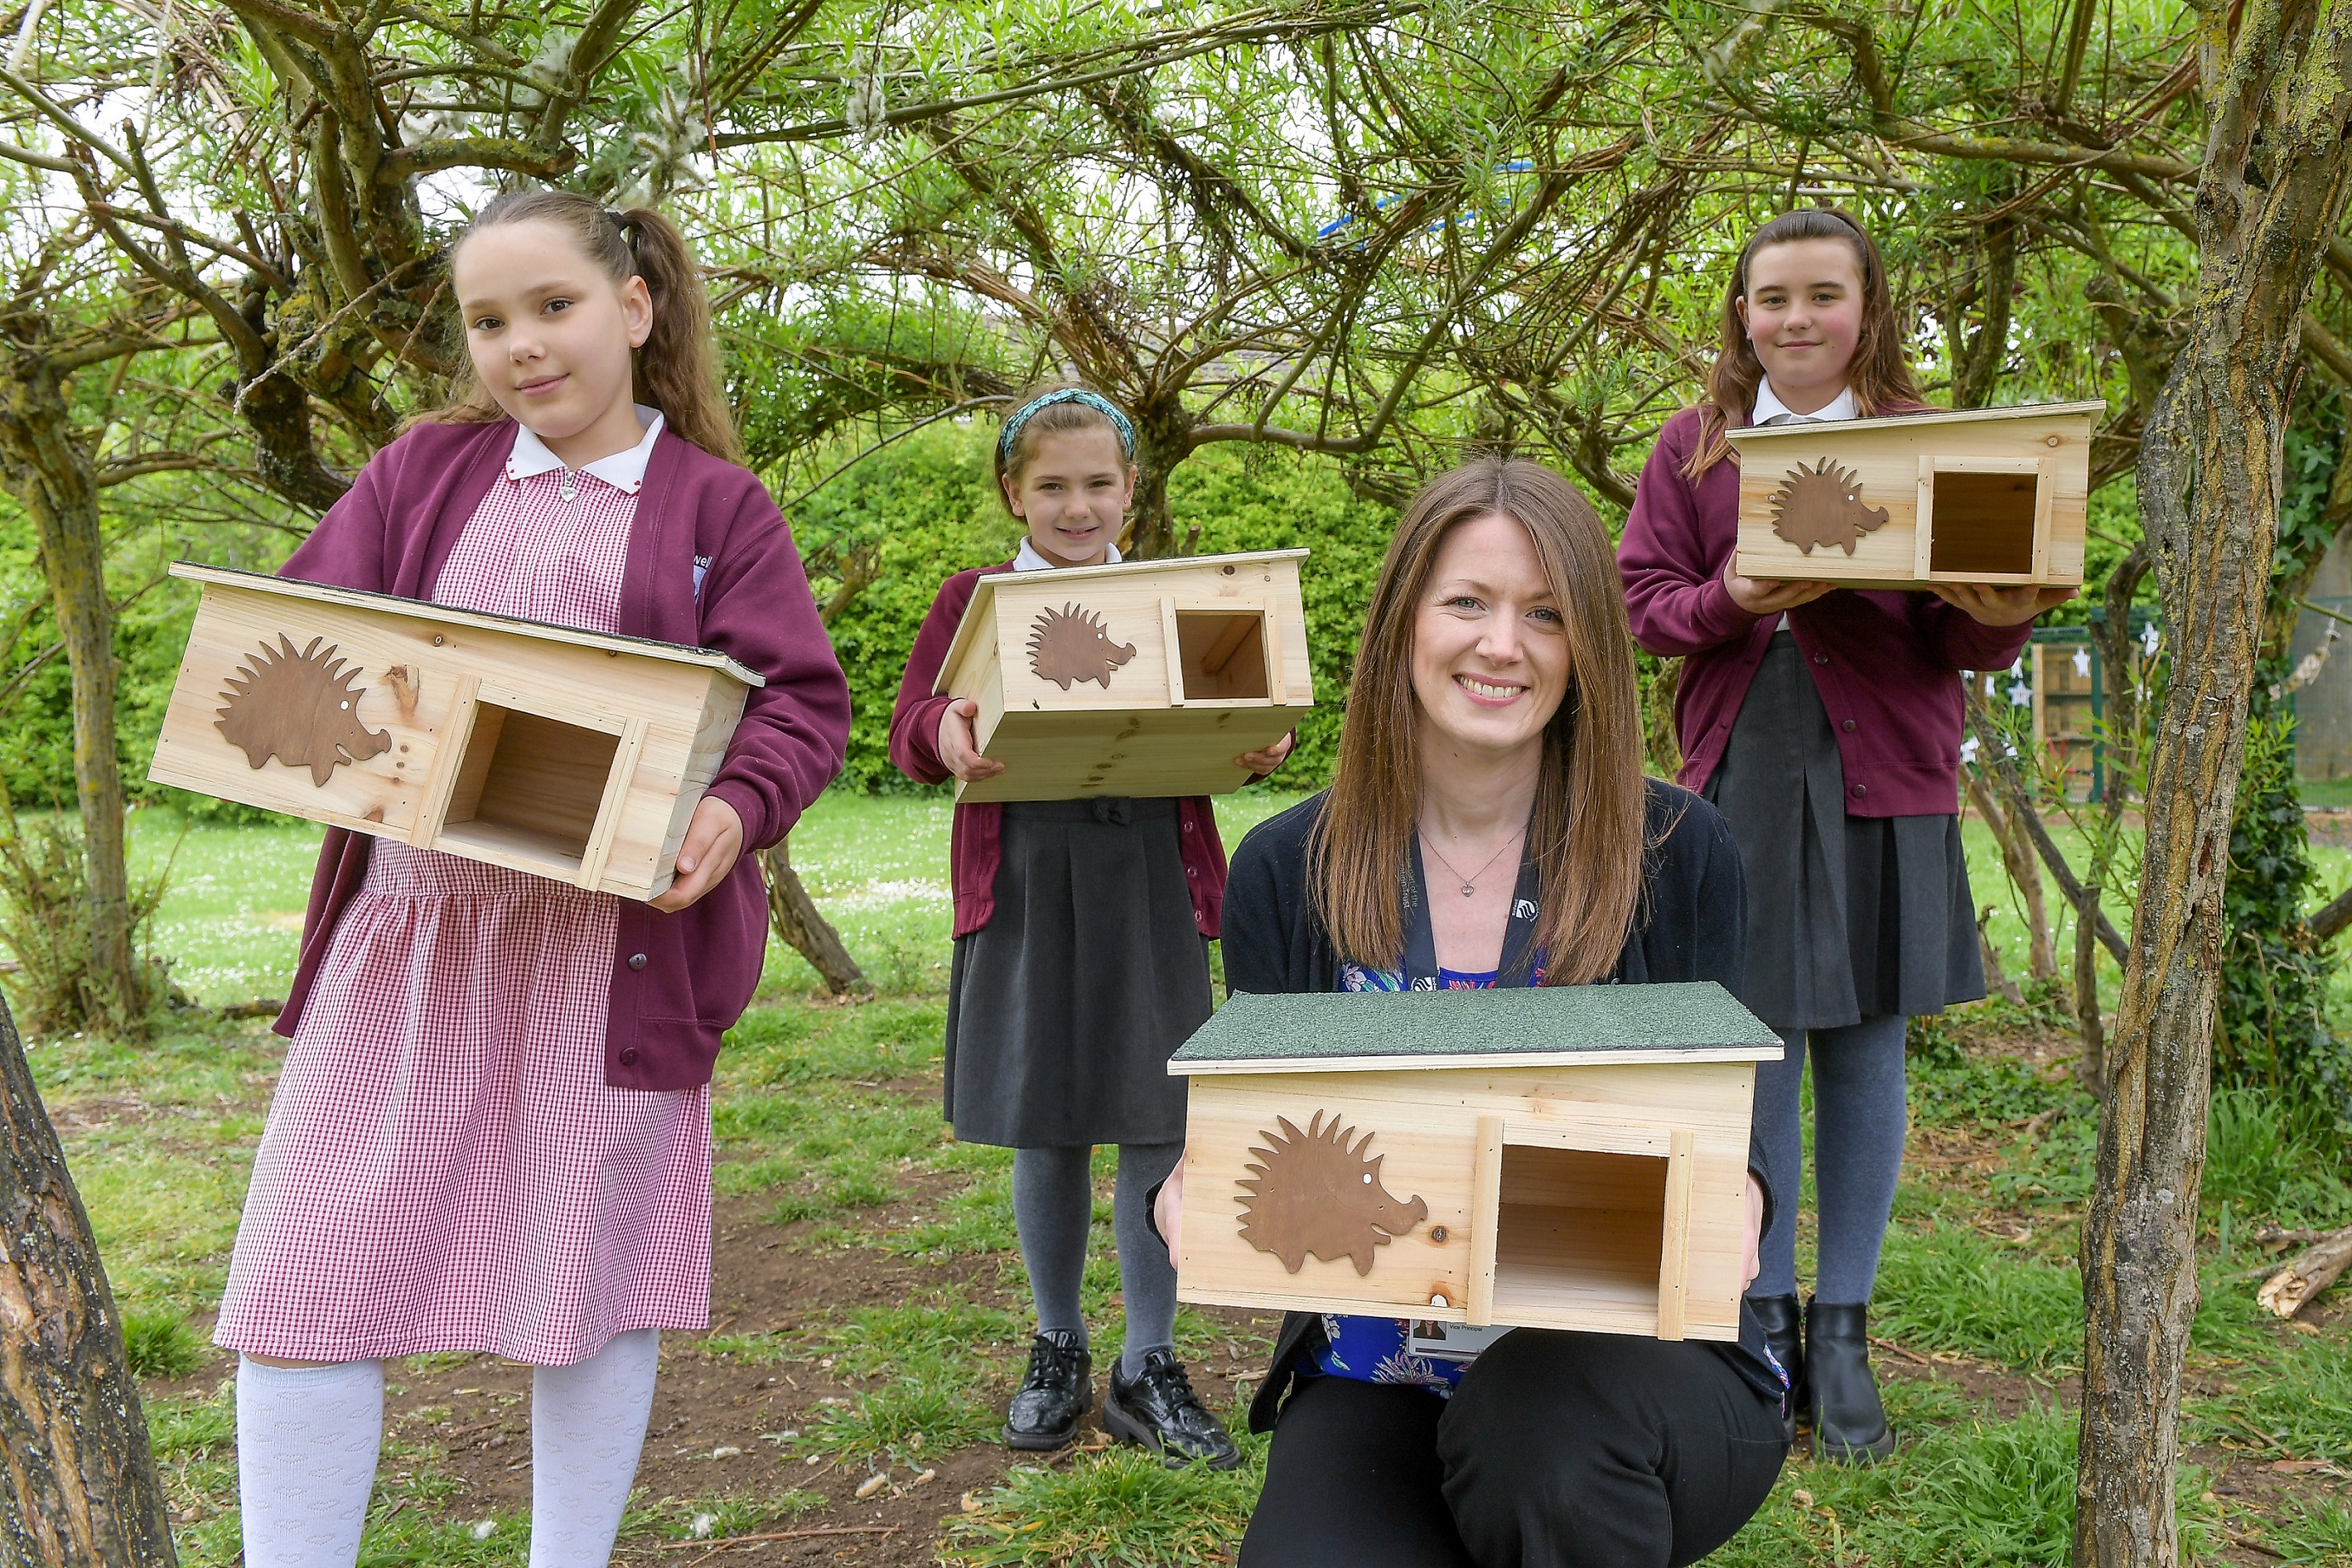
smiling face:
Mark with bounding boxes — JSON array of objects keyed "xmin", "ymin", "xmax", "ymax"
[
  {"xmin": 453, "ymin": 219, "xmax": 653, "ymax": 461},
  {"xmin": 1002, "ymin": 425, "xmax": 1136, "ymax": 567},
  {"xmin": 1408, "ymin": 511, "xmax": 1572, "ymax": 764},
  {"xmin": 1735, "ymin": 236, "xmax": 1866, "ymax": 412}
]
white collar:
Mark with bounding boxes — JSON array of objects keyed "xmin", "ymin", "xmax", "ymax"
[
  {"xmin": 1013, "ymin": 537, "xmax": 1122, "ymax": 572},
  {"xmin": 506, "ymin": 406, "xmax": 665, "ymax": 493},
  {"xmin": 1750, "ymin": 380, "xmax": 1856, "ymax": 426}
]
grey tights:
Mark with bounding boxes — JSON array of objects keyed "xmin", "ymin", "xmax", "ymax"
[
  {"xmin": 1012, "ymin": 1143, "xmax": 1183, "ymax": 1377},
  {"xmin": 1753, "ymin": 1014, "xmax": 1908, "ymax": 1304}
]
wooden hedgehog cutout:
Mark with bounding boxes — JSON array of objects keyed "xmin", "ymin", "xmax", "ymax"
[
  {"xmin": 1236, "ymin": 1112, "xmax": 1429, "ymax": 1275},
  {"xmin": 1768, "ymin": 459, "xmax": 1890, "ymax": 555},
  {"xmin": 1027, "ymin": 602, "xmax": 1137, "ymax": 690},
  {"xmin": 215, "ymin": 634, "xmax": 392, "ymax": 786}
]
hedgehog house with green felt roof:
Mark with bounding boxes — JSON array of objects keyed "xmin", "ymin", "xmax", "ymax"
[{"xmin": 1168, "ymin": 984, "xmax": 1783, "ymax": 1343}]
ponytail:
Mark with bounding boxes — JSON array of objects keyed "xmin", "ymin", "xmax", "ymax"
[{"xmin": 419, "ymin": 191, "xmax": 744, "ymax": 465}]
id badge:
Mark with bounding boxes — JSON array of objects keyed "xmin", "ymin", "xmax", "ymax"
[{"xmin": 1406, "ymin": 1321, "xmax": 1514, "ymax": 1364}]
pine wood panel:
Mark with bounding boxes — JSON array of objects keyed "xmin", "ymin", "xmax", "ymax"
[
  {"xmin": 1728, "ymin": 402, "xmax": 2101, "ymax": 587},
  {"xmin": 935, "ymin": 551, "xmax": 1315, "ymax": 801},
  {"xmin": 1175, "ymin": 1063, "xmax": 1755, "ymax": 1341},
  {"xmin": 149, "ymin": 567, "xmax": 752, "ymax": 900}
]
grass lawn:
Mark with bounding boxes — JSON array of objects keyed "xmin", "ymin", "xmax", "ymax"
[{"xmin": 15, "ymin": 789, "xmax": 2352, "ymax": 1563}]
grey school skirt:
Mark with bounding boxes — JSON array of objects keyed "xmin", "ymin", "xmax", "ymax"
[
  {"xmin": 1705, "ymin": 631, "xmax": 1984, "ymax": 1034},
  {"xmin": 942, "ymin": 797, "xmax": 1209, "ymax": 1149}
]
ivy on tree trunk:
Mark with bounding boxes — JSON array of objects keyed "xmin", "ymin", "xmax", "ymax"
[{"xmin": 2075, "ymin": 4, "xmax": 2352, "ymax": 1561}]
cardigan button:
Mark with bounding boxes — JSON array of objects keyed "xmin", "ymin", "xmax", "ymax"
[
  {"xmin": 1851, "ymin": 784, "xmax": 1868, "ymax": 797},
  {"xmin": 1183, "ymin": 820, "xmax": 1195, "ymax": 832},
  {"xmin": 1186, "ymin": 866, "xmax": 1198, "ymax": 877},
  {"xmin": 619, "ymin": 1047, "xmax": 640, "ymax": 1066},
  {"xmin": 628, "ymin": 953, "xmax": 648, "ymax": 970},
  {"xmin": 1813, "ymin": 653, "xmax": 1830, "ymax": 665},
  {"xmin": 1841, "ymin": 719, "xmax": 1857, "ymax": 733}
]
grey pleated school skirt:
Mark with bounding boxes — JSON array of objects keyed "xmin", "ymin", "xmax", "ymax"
[
  {"xmin": 1704, "ymin": 631, "xmax": 1984, "ymax": 1034},
  {"xmin": 941, "ymin": 797, "xmax": 1210, "ymax": 1149}
]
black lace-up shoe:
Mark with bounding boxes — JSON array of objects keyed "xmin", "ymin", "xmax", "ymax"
[
  {"xmin": 1103, "ymin": 1348, "xmax": 1242, "ymax": 1470},
  {"xmin": 1003, "ymin": 1330, "xmax": 1091, "ymax": 1451},
  {"xmin": 1806, "ymin": 1298, "xmax": 1896, "ymax": 1463}
]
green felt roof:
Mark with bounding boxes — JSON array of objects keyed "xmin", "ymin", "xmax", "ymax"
[{"xmin": 1168, "ymin": 983, "xmax": 1781, "ymax": 1075}]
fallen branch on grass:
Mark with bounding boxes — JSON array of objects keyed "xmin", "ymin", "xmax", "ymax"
[
  {"xmin": 663, "ymin": 1524, "xmax": 899, "ymax": 1551},
  {"xmin": 2256, "ymin": 1224, "xmax": 2352, "ymax": 1318}
]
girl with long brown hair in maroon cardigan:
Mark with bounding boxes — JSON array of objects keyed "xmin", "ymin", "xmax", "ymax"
[
  {"xmin": 1618, "ymin": 208, "xmax": 2070, "ymax": 1461},
  {"xmin": 214, "ymin": 192, "xmax": 848, "ymax": 1566}
]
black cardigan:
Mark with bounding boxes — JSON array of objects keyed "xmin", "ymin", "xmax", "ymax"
[{"xmin": 1219, "ymin": 778, "xmax": 1786, "ymax": 1432}]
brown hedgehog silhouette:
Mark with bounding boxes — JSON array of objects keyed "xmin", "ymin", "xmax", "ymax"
[
  {"xmin": 1236, "ymin": 1112, "xmax": 1429, "ymax": 1276},
  {"xmin": 1027, "ymin": 602, "xmax": 1137, "ymax": 690},
  {"xmin": 1768, "ymin": 459, "xmax": 1890, "ymax": 555},
  {"xmin": 215, "ymin": 634, "xmax": 392, "ymax": 787}
]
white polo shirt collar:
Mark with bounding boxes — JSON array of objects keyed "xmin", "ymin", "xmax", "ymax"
[
  {"xmin": 1013, "ymin": 537, "xmax": 1123, "ymax": 572},
  {"xmin": 506, "ymin": 405, "xmax": 665, "ymax": 493},
  {"xmin": 1750, "ymin": 380, "xmax": 1856, "ymax": 426}
]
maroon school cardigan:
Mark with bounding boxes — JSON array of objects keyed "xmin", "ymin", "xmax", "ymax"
[
  {"xmin": 888, "ymin": 565, "xmax": 1229, "ymax": 940},
  {"xmin": 271, "ymin": 419, "xmax": 851, "ymax": 1090},
  {"xmin": 1618, "ymin": 404, "xmax": 2037, "ymax": 818}
]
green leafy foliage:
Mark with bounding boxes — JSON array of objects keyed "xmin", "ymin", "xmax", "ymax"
[{"xmin": 121, "ymin": 1308, "xmax": 207, "ymax": 1379}]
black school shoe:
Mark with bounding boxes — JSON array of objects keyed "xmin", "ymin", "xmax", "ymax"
[
  {"xmin": 1806, "ymin": 1298, "xmax": 1897, "ymax": 1463},
  {"xmin": 1003, "ymin": 1330, "xmax": 1092, "ymax": 1451},
  {"xmin": 1749, "ymin": 1294, "xmax": 1804, "ymax": 1445},
  {"xmin": 1104, "ymin": 1348, "xmax": 1242, "ymax": 1470}
]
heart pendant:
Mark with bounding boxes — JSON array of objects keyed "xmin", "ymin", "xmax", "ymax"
[{"xmin": 1461, "ymin": 885, "xmax": 1476, "ymax": 898}]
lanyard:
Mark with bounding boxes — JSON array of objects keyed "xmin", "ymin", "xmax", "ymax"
[{"xmin": 1401, "ymin": 837, "xmax": 1544, "ymax": 989}]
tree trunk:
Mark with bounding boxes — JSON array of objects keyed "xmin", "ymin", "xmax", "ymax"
[
  {"xmin": 762, "ymin": 843, "xmax": 871, "ymax": 998},
  {"xmin": 0, "ymin": 993, "xmax": 178, "ymax": 1564},
  {"xmin": 1964, "ymin": 768, "xmax": 2058, "ymax": 980},
  {"xmin": 0, "ymin": 353, "xmax": 140, "ymax": 1038},
  {"xmin": 2075, "ymin": 883, "xmax": 2106, "ymax": 1093},
  {"xmin": 2075, "ymin": 8, "xmax": 2352, "ymax": 1562}
]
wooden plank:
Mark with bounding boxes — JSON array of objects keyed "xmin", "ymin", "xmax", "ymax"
[
  {"xmin": 578, "ymin": 717, "xmax": 647, "ymax": 891},
  {"xmin": 1728, "ymin": 401, "xmax": 2100, "ymax": 588},
  {"xmin": 1656, "ymin": 1129, "xmax": 1696, "ymax": 1342},
  {"xmin": 151, "ymin": 577, "xmax": 746, "ymax": 900},
  {"xmin": 168, "ymin": 562, "xmax": 764, "ymax": 684},
  {"xmin": 1175, "ymin": 1066, "xmax": 1754, "ymax": 1340},
  {"xmin": 1466, "ymin": 1115, "xmax": 1503, "ymax": 1326}
]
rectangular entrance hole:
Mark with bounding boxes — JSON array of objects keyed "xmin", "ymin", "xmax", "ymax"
[
  {"xmin": 434, "ymin": 703, "xmax": 620, "ymax": 876},
  {"xmin": 1928, "ymin": 470, "xmax": 2040, "ymax": 577},
  {"xmin": 1173, "ymin": 610, "xmax": 1270, "ymax": 701},
  {"xmin": 1489, "ymin": 1143, "xmax": 1667, "ymax": 1326}
]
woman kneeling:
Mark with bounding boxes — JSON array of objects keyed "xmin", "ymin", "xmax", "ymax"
[{"xmin": 1156, "ymin": 459, "xmax": 1789, "ymax": 1566}]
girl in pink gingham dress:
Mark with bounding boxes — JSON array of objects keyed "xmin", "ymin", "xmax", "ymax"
[{"xmin": 216, "ymin": 193, "xmax": 849, "ymax": 1568}]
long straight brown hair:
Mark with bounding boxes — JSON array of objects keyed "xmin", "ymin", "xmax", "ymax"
[
  {"xmin": 1308, "ymin": 459, "xmax": 1647, "ymax": 985},
  {"xmin": 1681, "ymin": 207, "xmax": 1921, "ymax": 479},
  {"xmin": 416, "ymin": 190, "xmax": 745, "ymax": 465}
]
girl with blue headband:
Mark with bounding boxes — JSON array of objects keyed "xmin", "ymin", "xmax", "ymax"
[{"xmin": 888, "ymin": 383, "xmax": 1293, "ymax": 1468}]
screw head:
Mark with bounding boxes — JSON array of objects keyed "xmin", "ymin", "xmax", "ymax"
[{"xmin": 1429, "ymin": 1226, "xmax": 1448, "ymax": 1244}]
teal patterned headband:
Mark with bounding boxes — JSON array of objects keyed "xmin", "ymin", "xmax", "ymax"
[{"xmin": 998, "ymin": 389, "xmax": 1137, "ymax": 463}]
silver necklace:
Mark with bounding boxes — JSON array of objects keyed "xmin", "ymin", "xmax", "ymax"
[{"xmin": 1420, "ymin": 827, "xmax": 1522, "ymax": 898}]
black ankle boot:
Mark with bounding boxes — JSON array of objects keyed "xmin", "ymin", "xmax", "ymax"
[
  {"xmin": 1748, "ymin": 1294, "xmax": 1803, "ymax": 1443},
  {"xmin": 1003, "ymin": 1330, "xmax": 1091, "ymax": 1451},
  {"xmin": 1806, "ymin": 1298, "xmax": 1895, "ymax": 1463},
  {"xmin": 1104, "ymin": 1348, "xmax": 1242, "ymax": 1470}
]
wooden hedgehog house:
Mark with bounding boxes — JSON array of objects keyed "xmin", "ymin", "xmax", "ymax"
[
  {"xmin": 1170, "ymin": 984, "xmax": 1783, "ymax": 1342},
  {"xmin": 933, "ymin": 549, "xmax": 1313, "ymax": 802},
  {"xmin": 148, "ymin": 564, "xmax": 760, "ymax": 901},
  {"xmin": 1729, "ymin": 400, "xmax": 2104, "ymax": 588}
]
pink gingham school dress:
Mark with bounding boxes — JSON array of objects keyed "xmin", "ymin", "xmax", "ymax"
[{"xmin": 215, "ymin": 412, "xmax": 713, "ymax": 1367}]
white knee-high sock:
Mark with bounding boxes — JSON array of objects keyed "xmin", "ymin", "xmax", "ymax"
[
  {"xmin": 530, "ymin": 1328, "xmax": 660, "ymax": 1567},
  {"xmin": 236, "ymin": 1356, "xmax": 385, "ymax": 1568}
]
